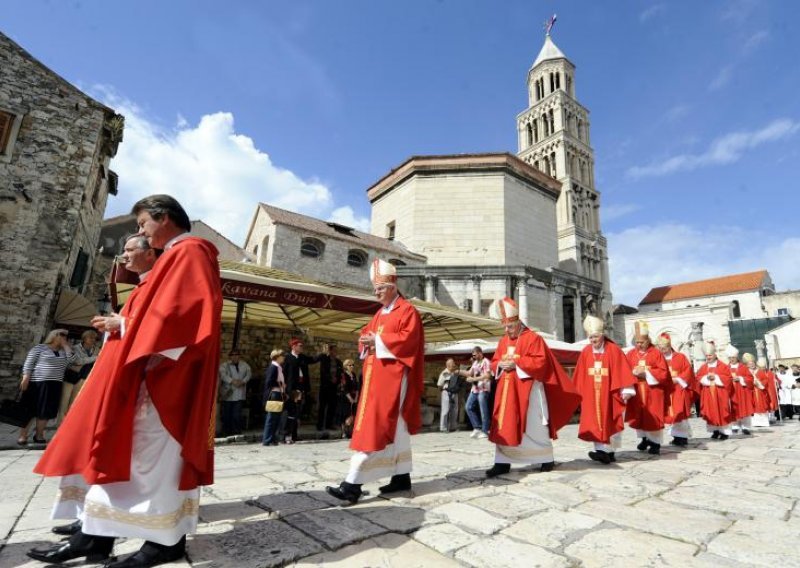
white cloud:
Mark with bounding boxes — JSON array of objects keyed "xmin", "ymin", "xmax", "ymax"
[
  {"xmin": 626, "ymin": 118, "xmax": 800, "ymax": 179},
  {"xmin": 639, "ymin": 4, "xmax": 666, "ymax": 22},
  {"xmin": 328, "ymin": 206, "xmax": 371, "ymax": 233},
  {"xmin": 709, "ymin": 64, "xmax": 734, "ymax": 91},
  {"xmin": 743, "ymin": 29, "xmax": 770, "ymax": 53},
  {"xmin": 601, "ymin": 203, "xmax": 640, "ymax": 223},
  {"xmin": 96, "ymin": 87, "xmax": 365, "ymax": 245},
  {"xmin": 607, "ymin": 223, "xmax": 800, "ymax": 306},
  {"xmin": 665, "ymin": 104, "xmax": 690, "ymax": 123}
]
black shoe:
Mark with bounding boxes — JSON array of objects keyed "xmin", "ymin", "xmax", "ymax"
[
  {"xmin": 636, "ymin": 438, "xmax": 650, "ymax": 451},
  {"xmin": 52, "ymin": 519, "xmax": 82, "ymax": 536},
  {"xmin": 742, "ymin": 429, "xmax": 752, "ymax": 435},
  {"xmin": 485, "ymin": 463, "xmax": 511, "ymax": 478},
  {"xmin": 648, "ymin": 443, "xmax": 661, "ymax": 455},
  {"xmin": 719, "ymin": 433, "xmax": 729, "ymax": 440},
  {"xmin": 670, "ymin": 437, "xmax": 688, "ymax": 447},
  {"xmin": 326, "ymin": 481, "xmax": 362, "ymax": 504},
  {"xmin": 711, "ymin": 430, "xmax": 721, "ymax": 439},
  {"xmin": 608, "ymin": 452, "xmax": 617, "ymax": 462},
  {"xmin": 588, "ymin": 450, "xmax": 611, "ymax": 465},
  {"xmin": 540, "ymin": 461, "xmax": 554, "ymax": 473},
  {"xmin": 379, "ymin": 473, "xmax": 411, "ymax": 494},
  {"xmin": 27, "ymin": 530, "xmax": 114, "ymax": 563},
  {"xmin": 103, "ymin": 537, "xmax": 186, "ymax": 568}
]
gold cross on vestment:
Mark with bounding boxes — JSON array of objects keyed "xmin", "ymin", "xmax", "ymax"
[
  {"xmin": 589, "ymin": 362, "xmax": 608, "ymax": 383},
  {"xmin": 376, "ymin": 325, "xmax": 384, "ymax": 335}
]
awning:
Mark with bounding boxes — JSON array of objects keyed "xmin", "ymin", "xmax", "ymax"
[
  {"xmin": 54, "ymin": 290, "xmax": 97, "ymax": 327},
  {"xmin": 115, "ymin": 260, "xmax": 505, "ymax": 343}
]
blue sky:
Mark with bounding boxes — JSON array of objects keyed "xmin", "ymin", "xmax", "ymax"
[{"xmin": 3, "ymin": 0, "xmax": 800, "ymax": 305}]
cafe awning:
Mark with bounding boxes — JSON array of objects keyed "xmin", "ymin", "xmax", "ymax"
[{"xmin": 116, "ymin": 260, "xmax": 504, "ymax": 343}]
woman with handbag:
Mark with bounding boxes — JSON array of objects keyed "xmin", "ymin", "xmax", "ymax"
[
  {"xmin": 57, "ymin": 330, "xmax": 99, "ymax": 424},
  {"xmin": 18, "ymin": 329, "xmax": 76, "ymax": 446},
  {"xmin": 336, "ymin": 359, "xmax": 359, "ymax": 439},
  {"xmin": 262, "ymin": 349, "xmax": 286, "ymax": 446}
]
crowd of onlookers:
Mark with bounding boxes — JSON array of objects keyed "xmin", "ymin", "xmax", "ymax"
[{"xmin": 775, "ymin": 363, "xmax": 800, "ymax": 419}]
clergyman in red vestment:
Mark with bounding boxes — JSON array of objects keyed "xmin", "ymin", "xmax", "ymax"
[
  {"xmin": 725, "ymin": 344, "xmax": 754, "ymax": 435},
  {"xmin": 657, "ymin": 332, "xmax": 696, "ymax": 447},
  {"xmin": 695, "ymin": 340, "xmax": 735, "ymax": 440},
  {"xmin": 484, "ymin": 298, "xmax": 580, "ymax": 478},
  {"xmin": 573, "ymin": 315, "xmax": 636, "ymax": 465},
  {"xmin": 625, "ymin": 320, "xmax": 672, "ymax": 455},
  {"xmin": 29, "ymin": 196, "xmax": 222, "ymax": 568},
  {"xmin": 326, "ymin": 259, "xmax": 425, "ymax": 504},
  {"xmin": 744, "ymin": 354, "xmax": 771, "ymax": 427}
]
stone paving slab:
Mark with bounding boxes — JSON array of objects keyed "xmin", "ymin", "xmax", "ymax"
[{"xmin": 1, "ymin": 419, "xmax": 798, "ymax": 567}]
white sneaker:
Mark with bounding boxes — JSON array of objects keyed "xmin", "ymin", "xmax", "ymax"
[
  {"xmin": 470, "ymin": 429, "xmax": 481, "ymax": 439},
  {"xmin": 477, "ymin": 432, "xmax": 488, "ymax": 439}
]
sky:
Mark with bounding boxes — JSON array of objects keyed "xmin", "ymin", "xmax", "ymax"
[{"xmin": 3, "ymin": 0, "xmax": 800, "ymax": 306}]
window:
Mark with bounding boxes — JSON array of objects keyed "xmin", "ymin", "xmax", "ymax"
[
  {"xmin": 388, "ymin": 258, "xmax": 406, "ymax": 267},
  {"xmin": 347, "ymin": 249, "xmax": 367, "ymax": 268},
  {"xmin": 0, "ymin": 110, "xmax": 14, "ymax": 154},
  {"xmin": 463, "ymin": 299, "xmax": 473, "ymax": 312},
  {"xmin": 70, "ymin": 248, "xmax": 90, "ymax": 289},
  {"xmin": 777, "ymin": 307, "xmax": 789, "ymax": 316},
  {"xmin": 300, "ymin": 237, "xmax": 324, "ymax": 258},
  {"xmin": 386, "ymin": 221, "xmax": 396, "ymax": 241},
  {"xmin": 91, "ymin": 166, "xmax": 105, "ymax": 208},
  {"xmin": 731, "ymin": 300, "xmax": 741, "ymax": 319}
]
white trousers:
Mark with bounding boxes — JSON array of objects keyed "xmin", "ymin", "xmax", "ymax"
[
  {"xmin": 495, "ymin": 382, "xmax": 553, "ymax": 465},
  {"xmin": 635, "ymin": 429, "xmax": 664, "ymax": 445},
  {"xmin": 751, "ymin": 413, "xmax": 770, "ymax": 427},
  {"xmin": 669, "ymin": 420, "xmax": 692, "ymax": 438},
  {"xmin": 593, "ymin": 432, "xmax": 623, "ymax": 453},
  {"xmin": 706, "ymin": 423, "xmax": 732, "ymax": 435},
  {"xmin": 52, "ymin": 384, "xmax": 199, "ymax": 546},
  {"xmin": 732, "ymin": 416, "xmax": 752, "ymax": 431},
  {"xmin": 346, "ymin": 374, "xmax": 412, "ymax": 485}
]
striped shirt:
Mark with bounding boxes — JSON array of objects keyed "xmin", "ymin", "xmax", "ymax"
[{"xmin": 22, "ymin": 344, "xmax": 77, "ymax": 382}]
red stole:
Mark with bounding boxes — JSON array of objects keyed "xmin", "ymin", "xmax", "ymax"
[
  {"xmin": 488, "ymin": 328, "xmax": 580, "ymax": 446},
  {"xmin": 573, "ymin": 338, "xmax": 636, "ymax": 443},
  {"xmin": 694, "ymin": 361, "xmax": 734, "ymax": 426},
  {"xmin": 625, "ymin": 345, "xmax": 673, "ymax": 430},
  {"xmin": 664, "ymin": 351, "xmax": 696, "ymax": 424},
  {"xmin": 35, "ymin": 237, "xmax": 222, "ymax": 490},
  {"xmin": 350, "ymin": 296, "xmax": 425, "ymax": 453}
]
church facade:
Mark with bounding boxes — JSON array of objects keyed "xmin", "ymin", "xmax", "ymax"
[{"xmin": 370, "ymin": 33, "xmax": 612, "ymax": 341}]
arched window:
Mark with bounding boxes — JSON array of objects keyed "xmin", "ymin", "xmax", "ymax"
[
  {"xmin": 526, "ymin": 123, "xmax": 533, "ymax": 146},
  {"xmin": 549, "ymin": 109, "xmax": 555, "ymax": 133},
  {"xmin": 533, "ymin": 120, "xmax": 539, "ymax": 142},
  {"xmin": 555, "ymin": 72, "xmax": 561, "ymax": 90},
  {"xmin": 388, "ymin": 258, "xmax": 406, "ymax": 267},
  {"xmin": 535, "ymin": 81, "xmax": 541, "ymax": 101},
  {"xmin": 550, "ymin": 152, "xmax": 557, "ymax": 177},
  {"xmin": 300, "ymin": 237, "xmax": 324, "ymax": 259},
  {"xmin": 549, "ymin": 72, "xmax": 555, "ymax": 93},
  {"xmin": 731, "ymin": 300, "xmax": 741, "ymax": 318},
  {"xmin": 347, "ymin": 249, "xmax": 367, "ymax": 268}
]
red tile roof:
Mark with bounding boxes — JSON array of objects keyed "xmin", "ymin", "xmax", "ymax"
[{"xmin": 639, "ymin": 270, "xmax": 769, "ymax": 305}]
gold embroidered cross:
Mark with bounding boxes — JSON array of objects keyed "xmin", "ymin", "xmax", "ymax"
[
  {"xmin": 376, "ymin": 325, "xmax": 384, "ymax": 335},
  {"xmin": 589, "ymin": 362, "xmax": 608, "ymax": 384}
]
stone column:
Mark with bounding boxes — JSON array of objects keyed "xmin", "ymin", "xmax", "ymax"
[
  {"xmin": 755, "ymin": 339, "xmax": 766, "ymax": 360},
  {"xmin": 471, "ymin": 275, "xmax": 481, "ymax": 314},
  {"xmin": 517, "ymin": 279, "xmax": 529, "ymax": 327},
  {"xmin": 424, "ymin": 275, "xmax": 436, "ymax": 303},
  {"xmin": 690, "ymin": 322, "xmax": 705, "ymax": 370},
  {"xmin": 573, "ymin": 289, "xmax": 583, "ymax": 340}
]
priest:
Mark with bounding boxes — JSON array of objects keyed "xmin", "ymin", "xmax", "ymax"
[
  {"xmin": 726, "ymin": 345, "xmax": 754, "ymax": 435},
  {"xmin": 625, "ymin": 321, "xmax": 672, "ymax": 455},
  {"xmin": 657, "ymin": 333, "xmax": 696, "ymax": 447},
  {"xmin": 484, "ymin": 298, "xmax": 580, "ymax": 477},
  {"xmin": 747, "ymin": 355, "xmax": 772, "ymax": 428},
  {"xmin": 326, "ymin": 259, "xmax": 425, "ymax": 504},
  {"xmin": 695, "ymin": 340, "xmax": 735, "ymax": 440},
  {"xmin": 573, "ymin": 315, "xmax": 636, "ymax": 465},
  {"xmin": 29, "ymin": 195, "xmax": 222, "ymax": 568}
]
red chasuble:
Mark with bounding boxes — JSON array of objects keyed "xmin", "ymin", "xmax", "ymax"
[
  {"xmin": 35, "ymin": 237, "xmax": 222, "ymax": 490},
  {"xmin": 694, "ymin": 361, "xmax": 735, "ymax": 426},
  {"xmin": 729, "ymin": 363, "xmax": 755, "ymax": 420},
  {"xmin": 752, "ymin": 369, "xmax": 773, "ymax": 414},
  {"xmin": 488, "ymin": 327, "xmax": 580, "ymax": 446},
  {"xmin": 763, "ymin": 370, "xmax": 779, "ymax": 411},
  {"xmin": 573, "ymin": 338, "xmax": 636, "ymax": 444},
  {"xmin": 664, "ymin": 351, "xmax": 696, "ymax": 424},
  {"xmin": 350, "ymin": 295, "xmax": 424, "ymax": 453},
  {"xmin": 625, "ymin": 345, "xmax": 673, "ymax": 430}
]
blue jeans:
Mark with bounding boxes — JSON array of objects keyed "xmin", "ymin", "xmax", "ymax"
[
  {"xmin": 466, "ymin": 391, "xmax": 490, "ymax": 433},
  {"xmin": 262, "ymin": 392, "xmax": 283, "ymax": 445},
  {"xmin": 221, "ymin": 400, "xmax": 243, "ymax": 435}
]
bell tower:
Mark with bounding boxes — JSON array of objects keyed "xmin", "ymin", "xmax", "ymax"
[{"xmin": 516, "ymin": 28, "xmax": 612, "ymax": 316}]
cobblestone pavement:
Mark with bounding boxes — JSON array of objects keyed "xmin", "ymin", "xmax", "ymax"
[{"xmin": 1, "ymin": 418, "xmax": 799, "ymax": 567}]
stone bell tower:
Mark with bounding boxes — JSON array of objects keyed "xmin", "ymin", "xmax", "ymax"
[{"xmin": 516, "ymin": 29, "xmax": 613, "ymax": 319}]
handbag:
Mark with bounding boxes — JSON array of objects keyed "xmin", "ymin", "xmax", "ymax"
[
  {"xmin": 265, "ymin": 399, "xmax": 284, "ymax": 413},
  {"xmin": 0, "ymin": 391, "xmax": 32, "ymax": 428}
]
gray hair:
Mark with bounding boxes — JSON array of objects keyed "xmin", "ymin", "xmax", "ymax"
[{"xmin": 124, "ymin": 234, "xmax": 151, "ymax": 250}]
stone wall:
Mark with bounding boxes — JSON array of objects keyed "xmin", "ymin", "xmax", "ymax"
[{"xmin": 0, "ymin": 32, "xmax": 121, "ymax": 394}]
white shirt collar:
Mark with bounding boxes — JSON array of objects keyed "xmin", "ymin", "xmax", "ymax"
[
  {"xmin": 138, "ymin": 270, "xmax": 151, "ymax": 282},
  {"xmin": 381, "ymin": 294, "xmax": 399, "ymax": 314},
  {"xmin": 164, "ymin": 232, "xmax": 190, "ymax": 250}
]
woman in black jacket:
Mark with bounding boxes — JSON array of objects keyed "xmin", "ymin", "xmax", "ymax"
[{"xmin": 262, "ymin": 349, "xmax": 286, "ymax": 446}]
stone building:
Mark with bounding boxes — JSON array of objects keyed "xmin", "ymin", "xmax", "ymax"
[
  {"xmin": 0, "ymin": 31, "xmax": 123, "ymax": 394},
  {"xmin": 244, "ymin": 203, "xmax": 426, "ymax": 291}
]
